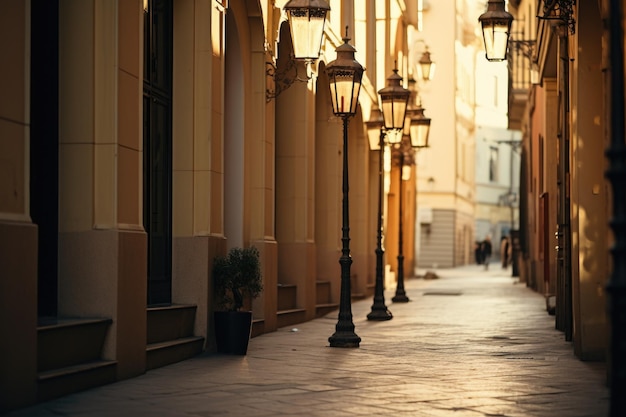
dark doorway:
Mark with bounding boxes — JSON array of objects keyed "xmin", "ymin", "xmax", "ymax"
[
  {"xmin": 143, "ymin": 0, "xmax": 173, "ymax": 305},
  {"xmin": 31, "ymin": 0, "xmax": 59, "ymax": 318}
]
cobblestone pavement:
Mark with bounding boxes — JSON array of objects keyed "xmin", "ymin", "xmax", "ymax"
[{"xmin": 7, "ymin": 264, "xmax": 609, "ymax": 417}]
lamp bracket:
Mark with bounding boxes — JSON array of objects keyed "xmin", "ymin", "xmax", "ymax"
[
  {"xmin": 391, "ymin": 140, "xmax": 416, "ymax": 167},
  {"xmin": 412, "ymin": 38, "xmax": 430, "ymax": 53},
  {"xmin": 509, "ymin": 39, "xmax": 536, "ymax": 60},
  {"xmin": 265, "ymin": 57, "xmax": 312, "ymax": 102},
  {"xmin": 495, "ymin": 139, "xmax": 522, "ymax": 153},
  {"xmin": 498, "ymin": 191, "xmax": 519, "ymax": 207},
  {"xmin": 539, "ymin": 0, "xmax": 575, "ymax": 34}
]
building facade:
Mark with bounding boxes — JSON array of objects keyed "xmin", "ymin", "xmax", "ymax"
[
  {"xmin": 505, "ymin": 0, "xmax": 609, "ymax": 363},
  {"xmin": 0, "ymin": 0, "xmax": 434, "ymax": 411},
  {"xmin": 413, "ymin": 0, "xmax": 479, "ymax": 269},
  {"xmin": 474, "ymin": 126, "xmax": 521, "ymax": 258},
  {"xmin": 474, "ymin": 51, "xmax": 521, "ymax": 261}
]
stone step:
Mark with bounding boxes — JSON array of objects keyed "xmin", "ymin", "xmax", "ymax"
[
  {"xmin": 251, "ymin": 319, "xmax": 265, "ymax": 338},
  {"xmin": 37, "ymin": 359, "xmax": 117, "ymax": 402},
  {"xmin": 315, "ymin": 303, "xmax": 339, "ymax": 318},
  {"xmin": 277, "ymin": 283, "xmax": 297, "ymax": 311},
  {"xmin": 37, "ymin": 317, "xmax": 112, "ymax": 372},
  {"xmin": 277, "ymin": 308, "xmax": 307, "ymax": 329},
  {"xmin": 146, "ymin": 336, "xmax": 205, "ymax": 371},
  {"xmin": 147, "ymin": 304, "xmax": 197, "ymax": 344},
  {"xmin": 316, "ymin": 280, "xmax": 332, "ymax": 304}
]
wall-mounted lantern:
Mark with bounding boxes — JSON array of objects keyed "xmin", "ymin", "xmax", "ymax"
[
  {"xmin": 478, "ymin": 0, "xmax": 513, "ymax": 62},
  {"xmin": 266, "ymin": 0, "xmax": 330, "ymax": 100}
]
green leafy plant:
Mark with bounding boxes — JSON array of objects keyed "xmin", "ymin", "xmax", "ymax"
[{"xmin": 213, "ymin": 246, "xmax": 263, "ymax": 312}]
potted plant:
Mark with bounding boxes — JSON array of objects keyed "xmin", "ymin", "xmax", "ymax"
[{"xmin": 212, "ymin": 246, "xmax": 263, "ymax": 355}]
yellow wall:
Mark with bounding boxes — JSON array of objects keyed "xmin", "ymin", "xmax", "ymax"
[{"xmin": 569, "ymin": 2, "xmax": 607, "ymax": 360}]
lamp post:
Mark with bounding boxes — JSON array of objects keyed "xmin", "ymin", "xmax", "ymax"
[
  {"xmin": 478, "ymin": 0, "xmax": 513, "ymax": 62},
  {"xmin": 326, "ymin": 32, "xmax": 365, "ymax": 348},
  {"xmin": 393, "ymin": 93, "xmax": 431, "ymax": 303},
  {"xmin": 365, "ymin": 108, "xmax": 392, "ymax": 321},
  {"xmin": 392, "ymin": 139, "xmax": 410, "ymax": 302},
  {"xmin": 377, "ymin": 68, "xmax": 410, "ymax": 303}
]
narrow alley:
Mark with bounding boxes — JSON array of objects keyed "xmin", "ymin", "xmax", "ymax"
[{"xmin": 7, "ymin": 264, "xmax": 609, "ymax": 417}]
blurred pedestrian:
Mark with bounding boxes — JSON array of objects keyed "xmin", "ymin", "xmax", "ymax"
[
  {"xmin": 481, "ymin": 236, "xmax": 492, "ymax": 270},
  {"xmin": 500, "ymin": 235, "xmax": 511, "ymax": 268},
  {"xmin": 474, "ymin": 241, "xmax": 483, "ymax": 265}
]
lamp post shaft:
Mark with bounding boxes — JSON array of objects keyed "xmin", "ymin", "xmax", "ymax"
[
  {"xmin": 329, "ymin": 117, "xmax": 361, "ymax": 347},
  {"xmin": 393, "ymin": 152, "xmax": 409, "ymax": 303},
  {"xmin": 368, "ymin": 129, "xmax": 393, "ymax": 320}
]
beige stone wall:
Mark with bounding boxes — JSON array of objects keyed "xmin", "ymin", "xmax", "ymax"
[
  {"xmin": 0, "ymin": 222, "xmax": 38, "ymax": 412},
  {"xmin": 569, "ymin": 3, "xmax": 607, "ymax": 360},
  {"xmin": 1, "ymin": 0, "xmax": 445, "ymax": 408},
  {"xmin": 0, "ymin": 1, "xmax": 38, "ymax": 411},
  {"xmin": 171, "ymin": 0, "xmax": 217, "ymax": 342},
  {"xmin": 538, "ymin": 80, "xmax": 559, "ymax": 296},
  {"xmin": 57, "ymin": 0, "xmax": 146, "ymax": 377},
  {"xmin": 0, "ymin": 1, "xmax": 30, "ymax": 222}
]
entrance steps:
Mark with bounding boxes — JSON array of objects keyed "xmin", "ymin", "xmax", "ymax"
[
  {"xmin": 315, "ymin": 280, "xmax": 339, "ymax": 317},
  {"xmin": 276, "ymin": 281, "xmax": 340, "ymax": 326},
  {"xmin": 146, "ymin": 304, "xmax": 204, "ymax": 370},
  {"xmin": 277, "ymin": 283, "xmax": 306, "ymax": 328},
  {"xmin": 37, "ymin": 317, "xmax": 116, "ymax": 402}
]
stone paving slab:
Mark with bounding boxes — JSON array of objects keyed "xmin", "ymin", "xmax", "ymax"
[{"xmin": 7, "ymin": 264, "xmax": 610, "ymax": 417}]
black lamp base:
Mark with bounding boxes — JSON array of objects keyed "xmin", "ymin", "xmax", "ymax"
[
  {"xmin": 329, "ymin": 332, "xmax": 361, "ymax": 348},
  {"xmin": 367, "ymin": 308, "xmax": 393, "ymax": 321},
  {"xmin": 392, "ymin": 293, "xmax": 410, "ymax": 303}
]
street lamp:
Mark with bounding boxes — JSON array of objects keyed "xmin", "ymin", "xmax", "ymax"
[
  {"xmin": 267, "ymin": 0, "xmax": 330, "ymax": 100},
  {"xmin": 378, "ymin": 68, "xmax": 410, "ymax": 143},
  {"xmin": 391, "ymin": 138, "xmax": 411, "ymax": 303},
  {"xmin": 283, "ymin": 0, "xmax": 330, "ymax": 61},
  {"xmin": 377, "ymin": 68, "xmax": 411, "ymax": 303},
  {"xmin": 418, "ymin": 47, "xmax": 435, "ymax": 82},
  {"xmin": 326, "ymin": 32, "xmax": 365, "ymax": 348},
  {"xmin": 403, "ymin": 83, "xmax": 432, "ymax": 150},
  {"xmin": 406, "ymin": 104, "xmax": 431, "ymax": 149},
  {"xmin": 365, "ymin": 108, "xmax": 392, "ymax": 321},
  {"xmin": 478, "ymin": 0, "xmax": 513, "ymax": 62},
  {"xmin": 392, "ymin": 96, "xmax": 430, "ymax": 303},
  {"xmin": 411, "ymin": 39, "xmax": 435, "ymax": 82}
]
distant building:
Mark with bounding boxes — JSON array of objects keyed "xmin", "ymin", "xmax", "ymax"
[{"xmin": 413, "ymin": 0, "xmax": 480, "ymax": 269}]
